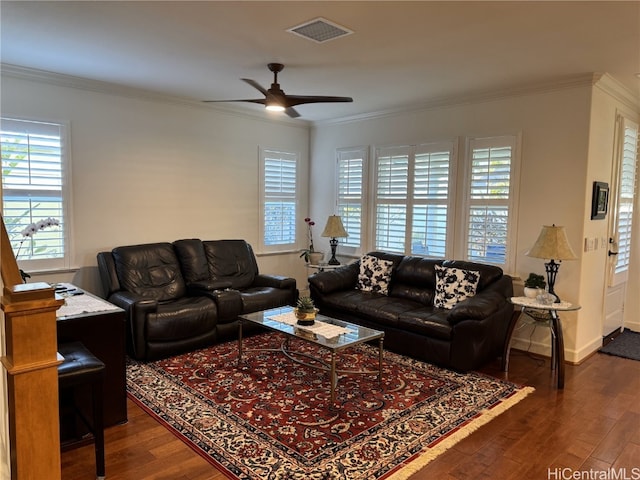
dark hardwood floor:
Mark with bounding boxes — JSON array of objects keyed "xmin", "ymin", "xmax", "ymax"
[{"xmin": 61, "ymin": 349, "xmax": 640, "ymax": 479}]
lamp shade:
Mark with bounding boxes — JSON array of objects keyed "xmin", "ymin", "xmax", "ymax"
[
  {"xmin": 321, "ymin": 215, "xmax": 348, "ymax": 238},
  {"xmin": 526, "ymin": 224, "xmax": 577, "ymax": 260}
]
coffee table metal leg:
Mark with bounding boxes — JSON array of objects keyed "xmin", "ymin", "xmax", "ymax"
[
  {"xmin": 378, "ymin": 337, "xmax": 384, "ymax": 384},
  {"xmin": 238, "ymin": 319, "xmax": 243, "ymax": 364},
  {"xmin": 330, "ymin": 351, "xmax": 337, "ymax": 403}
]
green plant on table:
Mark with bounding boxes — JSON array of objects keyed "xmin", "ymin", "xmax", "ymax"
[{"xmin": 524, "ymin": 273, "xmax": 546, "ymax": 289}]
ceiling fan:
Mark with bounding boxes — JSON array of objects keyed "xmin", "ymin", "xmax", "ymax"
[{"xmin": 203, "ymin": 63, "xmax": 353, "ymax": 118}]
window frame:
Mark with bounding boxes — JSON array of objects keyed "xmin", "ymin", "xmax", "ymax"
[
  {"xmin": 1, "ymin": 116, "xmax": 73, "ymax": 273},
  {"xmin": 371, "ymin": 141, "xmax": 457, "ymax": 257},
  {"xmin": 335, "ymin": 146, "xmax": 369, "ymax": 257},
  {"xmin": 459, "ymin": 135, "xmax": 521, "ymax": 272},
  {"xmin": 258, "ymin": 146, "xmax": 300, "ymax": 254}
]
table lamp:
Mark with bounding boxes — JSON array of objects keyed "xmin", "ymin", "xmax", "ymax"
[
  {"xmin": 525, "ymin": 224, "xmax": 577, "ymax": 302},
  {"xmin": 321, "ymin": 215, "xmax": 348, "ymax": 265}
]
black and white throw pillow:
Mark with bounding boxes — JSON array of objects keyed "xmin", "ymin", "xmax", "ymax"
[
  {"xmin": 356, "ymin": 254, "xmax": 394, "ymax": 295},
  {"xmin": 434, "ymin": 265, "xmax": 480, "ymax": 309}
]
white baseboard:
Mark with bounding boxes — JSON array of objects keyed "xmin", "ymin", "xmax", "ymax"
[
  {"xmin": 623, "ymin": 320, "xmax": 640, "ymax": 332},
  {"xmin": 510, "ymin": 334, "xmax": 602, "ymax": 365}
]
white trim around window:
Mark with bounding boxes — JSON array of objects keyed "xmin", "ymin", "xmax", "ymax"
[{"xmin": 259, "ymin": 147, "xmax": 299, "ymax": 253}]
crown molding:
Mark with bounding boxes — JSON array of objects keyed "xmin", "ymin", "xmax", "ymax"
[
  {"xmin": 0, "ymin": 63, "xmax": 309, "ymax": 128},
  {"xmin": 316, "ymin": 73, "xmax": 609, "ymax": 127},
  {"xmin": 592, "ymin": 73, "xmax": 640, "ymax": 112}
]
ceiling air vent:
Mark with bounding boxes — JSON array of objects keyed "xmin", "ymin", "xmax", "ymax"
[{"xmin": 287, "ymin": 18, "xmax": 353, "ymax": 44}]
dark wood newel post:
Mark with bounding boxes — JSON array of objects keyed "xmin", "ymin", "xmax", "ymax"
[{"xmin": 1, "ymin": 214, "xmax": 64, "ymax": 479}]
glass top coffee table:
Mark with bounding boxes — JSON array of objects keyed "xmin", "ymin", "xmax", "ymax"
[{"xmin": 238, "ymin": 306, "xmax": 385, "ymax": 403}]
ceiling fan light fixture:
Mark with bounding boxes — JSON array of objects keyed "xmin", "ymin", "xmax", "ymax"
[{"xmin": 265, "ymin": 104, "xmax": 285, "ymax": 112}]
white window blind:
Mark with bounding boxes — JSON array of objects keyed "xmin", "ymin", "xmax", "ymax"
[
  {"xmin": 465, "ymin": 137, "xmax": 516, "ymax": 265},
  {"xmin": 337, "ymin": 147, "xmax": 366, "ymax": 249},
  {"xmin": 375, "ymin": 147, "xmax": 409, "ymax": 253},
  {"xmin": 1, "ymin": 118, "xmax": 68, "ymax": 268},
  {"xmin": 373, "ymin": 143, "xmax": 454, "ymax": 255},
  {"xmin": 411, "ymin": 146, "xmax": 452, "ymax": 257},
  {"xmin": 261, "ymin": 148, "xmax": 298, "ymax": 249},
  {"xmin": 614, "ymin": 119, "xmax": 638, "ymax": 274}
]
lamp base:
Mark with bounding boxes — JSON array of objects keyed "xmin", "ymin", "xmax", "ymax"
[
  {"xmin": 545, "ymin": 259, "xmax": 561, "ymax": 303},
  {"xmin": 327, "ymin": 237, "xmax": 340, "ymax": 265}
]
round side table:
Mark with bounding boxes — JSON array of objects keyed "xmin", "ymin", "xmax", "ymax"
[{"xmin": 504, "ymin": 296, "xmax": 580, "ymax": 389}]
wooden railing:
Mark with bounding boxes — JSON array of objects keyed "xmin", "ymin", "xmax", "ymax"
[{"xmin": 1, "ymin": 215, "xmax": 63, "ymax": 480}]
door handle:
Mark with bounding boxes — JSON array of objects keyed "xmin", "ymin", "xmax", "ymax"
[{"xmin": 608, "ymin": 236, "xmax": 619, "ymax": 256}]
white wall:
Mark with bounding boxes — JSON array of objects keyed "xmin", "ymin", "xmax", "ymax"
[
  {"xmin": 310, "ymin": 81, "xmax": 613, "ymax": 363},
  {"xmin": 0, "ymin": 74, "xmax": 312, "ymax": 293},
  {"xmin": 584, "ymin": 78, "xmax": 640, "ymax": 338}
]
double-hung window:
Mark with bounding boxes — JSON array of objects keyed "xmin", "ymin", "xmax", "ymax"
[
  {"xmin": 463, "ymin": 136, "xmax": 519, "ymax": 268},
  {"xmin": 1, "ymin": 117, "xmax": 70, "ymax": 272},
  {"xmin": 336, "ymin": 147, "xmax": 367, "ymax": 251},
  {"xmin": 260, "ymin": 147, "xmax": 298, "ymax": 252},
  {"xmin": 373, "ymin": 142, "xmax": 456, "ymax": 255}
]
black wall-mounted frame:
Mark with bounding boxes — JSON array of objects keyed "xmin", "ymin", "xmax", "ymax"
[{"xmin": 591, "ymin": 181, "xmax": 609, "ymax": 220}]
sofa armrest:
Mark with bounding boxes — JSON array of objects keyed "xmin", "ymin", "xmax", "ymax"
[
  {"xmin": 447, "ymin": 291, "xmax": 505, "ymax": 324},
  {"xmin": 308, "ymin": 263, "xmax": 359, "ymax": 294},
  {"xmin": 108, "ymin": 290, "xmax": 157, "ymax": 315},
  {"xmin": 211, "ymin": 289, "xmax": 243, "ymax": 321},
  {"xmin": 107, "ymin": 291, "xmax": 158, "ymax": 359},
  {"xmin": 253, "ymin": 274, "xmax": 296, "ymax": 290},
  {"xmin": 187, "ymin": 280, "xmax": 233, "ymax": 294}
]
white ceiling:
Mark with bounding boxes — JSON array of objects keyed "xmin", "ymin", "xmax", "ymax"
[{"xmin": 1, "ymin": 1, "xmax": 639, "ymax": 122}]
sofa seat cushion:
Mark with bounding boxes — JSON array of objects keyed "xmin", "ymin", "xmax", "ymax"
[
  {"xmin": 240, "ymin": 287, "xmax": 294, "ymax": 316},
  {"xmin": 355, "ymin": 296, "xmax": 424, "ymax": 328},
  {"xmin": 146, "ymin": 296, "xmax": 216, "ymax": 342},
  {"xmin": 319, "ymin": 290, "xmax": 369, "ymax": 315},
  {"xmin": 397, "ymin": 309, "xmax": 453, "ymax": 340}
]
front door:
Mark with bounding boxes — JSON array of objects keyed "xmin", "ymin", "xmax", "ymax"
[{"xmin": 604, "ymin": 115, "xmax": 638, "ymax": 337}]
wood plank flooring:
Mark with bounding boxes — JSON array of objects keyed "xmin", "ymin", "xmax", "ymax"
[{"xmin": 61, "ymin": 349, "xmax": 640, "ymax": 479}]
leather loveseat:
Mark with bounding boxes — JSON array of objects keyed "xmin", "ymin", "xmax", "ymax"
[
  {"xmin": 97, "ymin": 239, "xmax": 296, "ymax": 360},
  {"xmin": 308, "ymin": 252, "xmax": 513, "ymax": 371}
]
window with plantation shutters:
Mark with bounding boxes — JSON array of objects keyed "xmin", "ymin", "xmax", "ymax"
[
  {"xmin": 375, "ymin": 147, "xmax": 409, "ymax": 253},
  {"xmin": 412, "ymin": 145, "xmax": 454, "ymax": 257},
  {"xmin": 336, "ymin": 147, "xmax": 367, "ymax": 249},
  {"xmin": 1, "ymin": 117, "xmax": 69, "ymax": 270},
  {"xmin": 612, "ymin": 118, "xmax": 638, "ymax": 277},
  {"xmin": 464, "ymin": 136, "xmax": 517, "ymax": 266},
  {"xmin": 373, "ymin": 143, "xmax": 455, "ymax": 255},
  {"xmin": 260, "ymin": 148, "xmax": 298, "ymax": 251}
]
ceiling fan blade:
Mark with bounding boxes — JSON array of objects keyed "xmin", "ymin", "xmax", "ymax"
[
  {"xmin": 202, "ymin": 98, "xmax": 266, "ymax": 105},
  {"xmin": 284, "ymin": 95, "xmax": 353, "ymax": 107},
  {"xmin": 241, "ymin": 78, "xmax": 268, "ymax": 96},
  {"xmin": 285, "ymin": 107, "xmax": 300, "ymax": 118}
]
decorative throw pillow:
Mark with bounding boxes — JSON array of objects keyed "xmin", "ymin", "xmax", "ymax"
[
  {"xmin": 434, "ymin": 265, "xmax": 480, "ymax": 309},
  {"xmin": 357, "ymin": 254, "xmax": 394, "ymax": 295}
]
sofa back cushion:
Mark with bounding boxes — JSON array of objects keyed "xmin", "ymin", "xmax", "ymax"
[
  {"xmin": 441, "ymin": 260, "xmax": 503, "ymax": 291},
  {"xmin": 389, "ymin": 257, "xmax": 504, "ymax": 306},
  {"xmin": 391, "ymin": 256, "xmax": 439, "ymax": 305},
  {"xmin": 112, "ymin": 242, "xmax": 186, "ymax": 301},
  {"xmin": 202, "ymin": 240, "xmax": 257, "ymax": 289},
  {"xmin": 173, "ymin": 238, "xmax": 210, "ymax": 284}
]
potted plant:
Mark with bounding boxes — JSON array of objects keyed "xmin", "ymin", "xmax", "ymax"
[
  {"xmin": 524, "ymin": 273, "xmax": 546, "ymax": 298},
  {"xmin": 299, "ymin": 217, "xmax": 324, "ymax": 264},
  {"xmin": 294, "ymin": 296, "xmax": 318, "ymax": 325}
]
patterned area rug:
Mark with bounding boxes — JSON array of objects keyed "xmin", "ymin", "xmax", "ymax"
[{"xmin": 127, "ymin": 332, "xmax": 533, "ymax": 480}]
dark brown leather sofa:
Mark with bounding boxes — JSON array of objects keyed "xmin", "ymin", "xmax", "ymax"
[
  {"xmin": 97, "ymin": 239, "xmax": 296, "ymax": 360},
  {"xmin": 308, "ymin": 252, "xmax": 513, "ymax": 371}
]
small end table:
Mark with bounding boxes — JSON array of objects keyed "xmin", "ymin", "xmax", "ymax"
[
  {"xmin": 504, "ymin": 296, "xmax": 580, "ymax": 389},
  {"xmin": 305, "ymin": 264, "xmax": 343, "ymax": 273}
]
